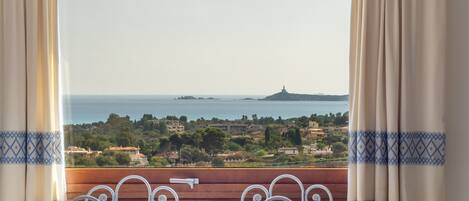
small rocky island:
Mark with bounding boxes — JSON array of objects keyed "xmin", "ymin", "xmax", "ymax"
[
  {"xmin": 261, "ymin": 86, "xmax": 348, "ymax": 101},
  {"xmin": 176, "ymin": 96, "xmax": 217, "ymax": 100}
]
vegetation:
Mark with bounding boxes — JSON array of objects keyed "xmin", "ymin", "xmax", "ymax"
[{"xmin": 65, "ymin": 112, "xmax": 349, "ymax": 167}]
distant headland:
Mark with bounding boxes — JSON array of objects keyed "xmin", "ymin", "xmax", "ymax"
[
  {"xmin": 174, "ymin": 86, "xmax": 348, "ymax": 101},
  {"xmin": 260, "ymin": 86, "xmax": 348, "ymax": 101}
]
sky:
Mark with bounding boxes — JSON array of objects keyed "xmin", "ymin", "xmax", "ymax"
[{"xmin": 59, "ymin": 0, "xmax": 350, "ymax": 96}]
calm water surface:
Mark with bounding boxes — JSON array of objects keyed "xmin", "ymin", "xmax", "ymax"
[{"xmin": 63, "ymin": 95, "xmax": 349, "ymax": 124}]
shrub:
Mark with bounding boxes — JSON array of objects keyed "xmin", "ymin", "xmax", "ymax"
[
  {"xmin": 96, "ymin": 155, "xmax": 118, "ymax": 166},
  {"xmin": 211, "ymin": 157, "xmax": 225, "ymax": 167},
  {"xmin": 114, "ymin": 152, "xmax": 131, "ymax": 166},
  {"xmin": 331, "ymin": 142, "xmax": 347, "ymax": 156},
  {"xmin": 149, "ymin": 156, "xmax": 170, "ymax": 167}
]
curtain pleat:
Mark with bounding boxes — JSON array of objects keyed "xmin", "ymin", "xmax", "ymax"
[
  {"xmin": 0, "ymin": 0, "xmax": 66, "ymax": 200},
  {"xmin": 348, "ymin": 0, "xmax": 446, "ymax": 201}
]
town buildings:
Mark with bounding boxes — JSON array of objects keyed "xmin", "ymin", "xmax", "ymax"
[
  {"xmin": 166, "ymin": 120, "xmax": 185, "ymax": 134},
  {"xmin": 65, "ymin": 146, "xmax": 101, "ymax": 156},
  {"xmin": 208, "ymin": 124, "xmax": 248, "ymax": 134},
  {"xmin": 305, "ymin": 121, "xmax": 326, "ymax": 139},
  {"xmin": 278, "ymin": 147, "xmax": 299, "ymax": 155},
  {"xmin": 302, "ymin": 144, "xmax": 332, "ymax": 156}
]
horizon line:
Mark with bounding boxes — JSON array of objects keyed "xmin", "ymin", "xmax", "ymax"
[{"xmin": 62, "ymin": 93, "xmax": 350, "ymax": 96}]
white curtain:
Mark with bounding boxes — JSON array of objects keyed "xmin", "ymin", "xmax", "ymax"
[
  {"xmin": 0, "ymin": 0, "xmax": 66, "ymax": 200},
  {"xmin": 348, "ymin": 0, "xmax": 446, "ymax": 201}
]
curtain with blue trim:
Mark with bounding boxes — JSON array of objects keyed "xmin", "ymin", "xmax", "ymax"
[
  {"xmin": 348, "ymin": 0, "xmax": 446, "ymax": 201},
  {"xmin": 0, "ymin": 0, "xmax": 66, "ymax": 200}
]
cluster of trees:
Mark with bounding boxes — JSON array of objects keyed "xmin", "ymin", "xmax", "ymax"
[
  {"xmin": 65, "ymin": 112, "xmax": 349, "ymax": 167},
  {"xmin": 263, "ymin": 127, "xmax": 301, "ymax": 149},
  {"xmin": 166, "ymin": 127, "xmax": 226, "ymax": 154}
]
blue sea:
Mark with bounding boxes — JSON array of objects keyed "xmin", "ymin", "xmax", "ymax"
[{"xmin": 62, "ymin": 95, "xmax": 349, "ymax": 124}]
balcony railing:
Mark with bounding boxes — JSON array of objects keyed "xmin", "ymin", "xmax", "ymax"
[{"xmin": 72, "ymin": 173, "xmax": 334, "ymax": 201}]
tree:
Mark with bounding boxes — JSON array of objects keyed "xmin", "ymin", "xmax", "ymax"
[
  {"xmin": 158, "ymin": 122, "xmax": 168, "ymax": 134},
  {"xmin": 180, "ymin": 145, "xmax": 209, "ymax": 163},
  {"xmin": 116, "ymin": 126, "xmax": 136, "ymax": 146},
  {"xmin": 192, "ymin": 130, "xmax": 203, "ymax": 148},
  {"xmin": 296, "ymin": 116, "xmax": 309, "ymax": 127},
  {"xmin": 83, "ymin": 135, "xmax": 113, "ymax": 151},
  {"xmin": 69, "ymin": 155, "xmax": 97, "ymax": 167},
  {"xmin": 316, "ymin": 141, "xmax": 327, "ymax": 150},
  {"xmin": 139, "ymin": 139, "xmax": 158, "ymax": 157},
  {"xmin": 241, "ymin": 115, "xmax": 248, "ymax": 121},
  {"xmin": 266, "ymin": 128, "xmax": 283, "ymax": 149},
  {"xmin": 256, "ymin": 149, "xmax": 268, "ymax": 157},
  {"xmin": 252, "ymin": 114, "xmax": 258, "ymax": 123},
  {"xmin": 264, "ymin": 127, "xmax": 272, "ymax": 145},
  {"xmin": 114, "ymin": 152, "xmax": 131, "ymax": 166},
  {"xmin": 227, "ymin": 142, "xmax": 242, "ymax": 151},
  {"xmin": 179, "ymin": 116, "xmax": 188, "ymax": 123},
  {"xmin": 96, "ymin": 155, "xmax": 118, "ymax": 166},
  {"xmin": 334, "ymin": 112, "xmax": 348, "ymax": 125},
  {"xmin": 180, "ymin": 133, "xmax": 194, "ymax": 146},
  {"xmin": 140, "ymin": 114, "xmax": 154, "ymax": 123},
  {"xmin": 324, "ymin": 132, "xmax": 345, "ymax": 146},
  {"xmin": 142, "ymin": 120, "xmax": 155, "ymax": 131},
  {"xmin": 231, "ymin": 136, "xmax": 253, "ymax": 147},
  {"xmin": 331, "ymin": 142, "xmax": 347, "ymax": 156},
  {"xmin": 284, "ymin": 128, "xmax": 301, "ymax": 146},
  {"xmin": 244, "ymin": 143, "xmax": 262, "ymax": 152},
  {"xmin": 166, "ymin": 115, "xmax": 178, "ymax": 120},
  {"xmin": 201, "ymin": 128, "xmax": 226, "ymax": 155},
  {"xmin": 169, "ymin": 134, "xmax": 183, "ymax": 150},
  {"xmin": 275, "ymin": 116, "xmax": 283, "ymax": 124},
  {"xmin": 149, "ymin": 156, "xmax": 170, "ymax": 167},
  {"xmin": 293, "ymin": 128, "xmax": 302, "ymax": 145},
  {"xmin": 106, "ymin": 113, "xmax": 120, "ymax": 124},
  {"xmin": 106, "ymin": 113, "xmax": 131, "ymax": 129},
  {"xmin": 211, "ymin": 157, "xmax": 225, "ymax": 167},
  {"xmin": 158, "ymin": 138, "xmax": 171, "ymax": 152},
  {"xmin": 258, "ymin": 117, "xmax": 275, "ymax": 124}
]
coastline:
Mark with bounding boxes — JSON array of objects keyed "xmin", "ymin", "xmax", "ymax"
[{"xmin": 62, "ymin": 96, "xmax": 348, "ymax": 125}]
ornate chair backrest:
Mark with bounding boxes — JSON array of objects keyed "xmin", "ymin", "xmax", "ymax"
[
  {"xmin": 71, "ymin": 175, "xmax": 179, "ymax": 201},
  {"xmin": 240, "ymin": 174, "xmax": 333, "ymax": 201}
]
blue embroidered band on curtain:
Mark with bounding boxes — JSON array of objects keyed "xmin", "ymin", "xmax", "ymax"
[
  {"xmin": 0, "ymin": 131, "xmax": 62, "ymax": 164},
  {"xmin": 349, "ymin": 131, "xmax": 445, "ymax": 166}
]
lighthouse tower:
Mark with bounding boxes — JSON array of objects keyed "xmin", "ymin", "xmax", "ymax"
[{"xmin": 281, "ymin": 85, "xmax": 288, "ymax": 93}]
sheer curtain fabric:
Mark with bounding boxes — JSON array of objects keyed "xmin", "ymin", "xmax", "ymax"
[
  {"xmin": 348, "ymin": 0, "xmax": 446, "ymax": 201},
  {"xmin": 0, "ymin": 0, "xmax": 66, "ymax": 200}
]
